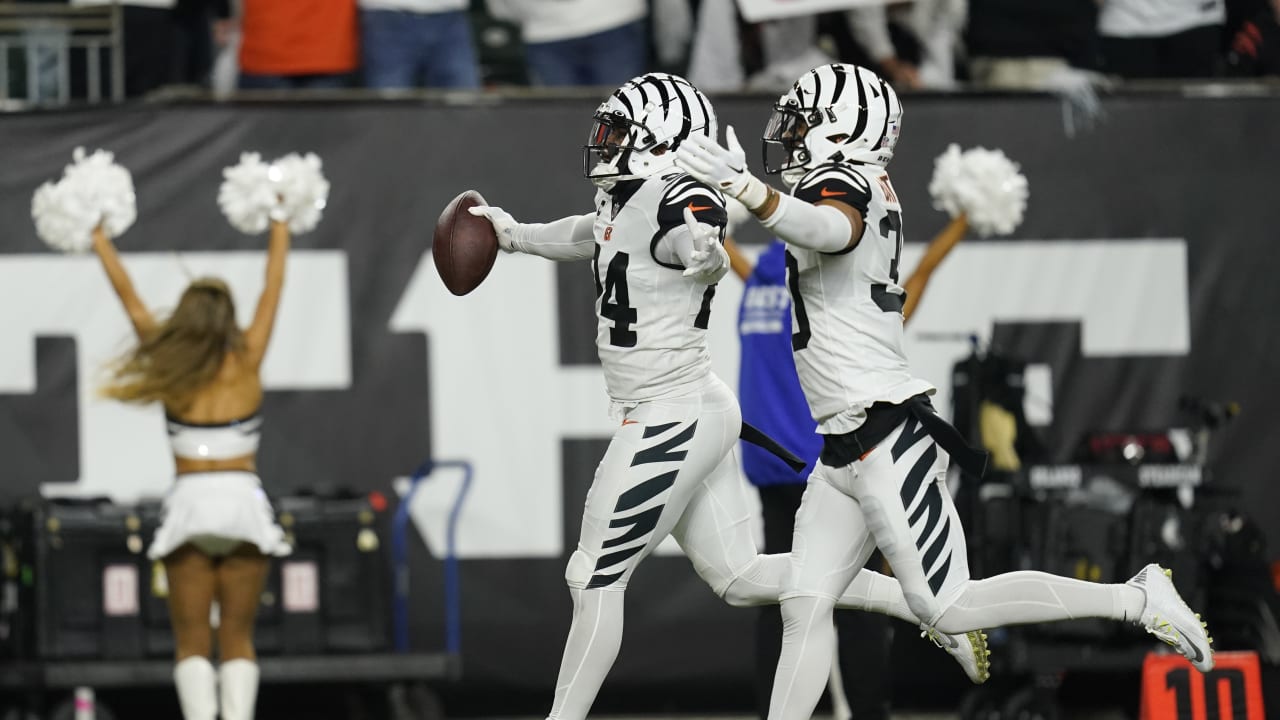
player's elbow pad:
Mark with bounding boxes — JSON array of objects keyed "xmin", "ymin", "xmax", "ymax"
[
  {"xmin": 760, "ymin": 195, "xmax": 855, "ymax": 254},
  {"xmin": 513, "ymin": 213, "xmax": 596, "ymax": 261}
]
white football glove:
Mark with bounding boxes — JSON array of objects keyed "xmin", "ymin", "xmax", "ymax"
[
  {"xmin": 676, "ymin": 126, "xmax": 770, "ymax": 210},
  {"xmin": 680, "ymin": 207, "xmax": 729, "ymax": 284},
  {"xmin": 467, "ymin": 204, "xmax": 520, "ymax": 253}
]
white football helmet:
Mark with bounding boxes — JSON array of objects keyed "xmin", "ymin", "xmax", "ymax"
[
  {"xmin": 585, "ymin": 73, "xmax": 718, "ymax": 190},
  {"xmin": 763, "ymin": 64, "xmax": 903, "ymax": 186}
]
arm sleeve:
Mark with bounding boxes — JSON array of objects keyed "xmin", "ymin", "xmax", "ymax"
[
  {"xmin": 761, "ymin": 165, "xmax": 872, "ymax": 253},
  {"xmin": 511, "ymin": 213, "xmax": 597, "ymax": 261}
]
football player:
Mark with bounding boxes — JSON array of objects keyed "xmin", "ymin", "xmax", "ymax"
[
  {"xmin": 676, "ymin": 63, "xmax": 1215, "ymax": 720},
  {"xmin": 468, "ymin": 72, "xmax": 986, "ymax": 720}
]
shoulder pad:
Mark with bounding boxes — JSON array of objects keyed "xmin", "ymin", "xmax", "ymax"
[
  {"xmin": 657, "ymin": 174, "xmax": 728, "ymax": 231},
  {"xmin": 793, "ymin": 163, "xmax": 873, "ymax": 215}
]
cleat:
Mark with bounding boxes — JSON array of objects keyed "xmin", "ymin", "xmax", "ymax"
[
  {"xmin": 1128, "ymin": 563, "xmax": 1215, "ymax": 672},
  {"xmin": 922, "ymin": 627, "xmax": 991, "ymax": 684}
]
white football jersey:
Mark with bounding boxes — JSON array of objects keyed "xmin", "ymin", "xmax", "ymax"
[
  {"xmin": 590, "ymin": 173, "xmax": 729, "ymax": 404},
  {"xmin": 785, "ymin": 162, "xmax": 934, "ymax": 433}
]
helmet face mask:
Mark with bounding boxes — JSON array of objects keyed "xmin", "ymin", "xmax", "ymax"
[
  {"xmin": 584, "ymin": 106, "xmax": 663, "ymax": 189},
  {"xmin": 762, "ymin": 100, "xmax": 811, "ymax": 179},
  {"xmin": 760, "ymin": 64, "xmax": 902, "ymax": 184},
  {"xmin": 583, "ymin": 73, "xmax": 717, "ymax": 191}
]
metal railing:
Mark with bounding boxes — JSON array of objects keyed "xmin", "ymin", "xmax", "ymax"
[{"xmin": 0, "ymin": 2, "xmax": 123, "ymax": 106}]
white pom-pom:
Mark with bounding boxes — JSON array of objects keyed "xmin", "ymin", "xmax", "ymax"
[
  {"xmin": 218, "ymin": 152, "xmax": 277, "ymax": 235},
  {"xmin": 928, "ymin": 144, "xmax": 1029, "ymax": 237},
  {"xmin": 271, "ymin": 152, "xmax": 329, "ymax": 234},
  {"xmin": 218, "ymin": 151, "xmax": 329, "ymax": 235},
  {"xmin": 31, "ymin": 147, "xmax": 137, "ymax": 253}
]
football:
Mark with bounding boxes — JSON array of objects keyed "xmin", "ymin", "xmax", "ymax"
[{"xmin": 433, "ymin": 189, "xmax": 498, "ymax": 296}]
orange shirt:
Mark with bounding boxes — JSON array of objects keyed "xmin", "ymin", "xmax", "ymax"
[{"xmin": 239, "ymin": 0, "xmax": 358, "ymax": 76}]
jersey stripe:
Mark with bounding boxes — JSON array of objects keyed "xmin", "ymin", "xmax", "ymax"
[{"xmin": 798, "ymin": 164, "xmax": 872, "ymax": 194}]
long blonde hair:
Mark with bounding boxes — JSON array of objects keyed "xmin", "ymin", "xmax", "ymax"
[{"xmin": 102, "ymin": 278, "xmax": 245, "ymax": 410}]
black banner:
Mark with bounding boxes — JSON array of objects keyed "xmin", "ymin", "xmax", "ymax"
[{"xmin": 1, "ymin": 92, "xmax": 1277, "ymax": 706}]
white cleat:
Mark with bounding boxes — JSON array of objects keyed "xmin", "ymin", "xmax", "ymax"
[
  {"xmin": 1127, "ymin": 563, "xmax": 1215, "ymax": 672},
  {"xmin": 922, "ymin": 626, "xmax": 991, "ymax": 684}
]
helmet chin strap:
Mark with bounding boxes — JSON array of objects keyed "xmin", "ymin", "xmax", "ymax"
[{"xmin": 590, "ymin": 163, "xmax": 619, "ymax": 191}]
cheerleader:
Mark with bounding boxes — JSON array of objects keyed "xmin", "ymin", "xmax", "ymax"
[{"xmin": 33, "ymin": 149, "xmax": 329, "ymax": 720}]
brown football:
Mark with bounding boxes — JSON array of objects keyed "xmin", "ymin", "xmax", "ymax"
[{"xmin": 433, "ymin": 189, "xmax": 498, "ymax": 296}]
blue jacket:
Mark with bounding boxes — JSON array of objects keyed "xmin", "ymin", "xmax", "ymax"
[{"xmin": 738, "ymin": 241, "xmax": 820, "ymax": 486}]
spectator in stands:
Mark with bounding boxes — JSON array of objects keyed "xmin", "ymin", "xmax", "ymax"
[
  {"xmin": 173, "ymin": 0, "xmax": 232, "ymax": 86},
  {"xmin": 70, "ymin": 0, "xmax": 178, "ymax": 97},
  {"xmin": 93, "ymin": 219, "xmax": 293, "ymax": 720},
  {"xmin": 1099, "ymin": 0, "xmax": 1226, "ymax": 78},
  {"xmin": 688, "ymin": 0, "xmax": 745, "ymax": 91},
  {"xmin": 358, "ymin": 0, "xmax": 481, "ymax": 88},
  {"xmin": 744, "ymin": 15, "xmax": 836, "ymax": 91},
  {"xmin": 485, "ymin": 0, "xmax": 646, "ymax": 86},
  {"xmin": 1227, "ymin": 0, "xmax": 1280, "ymax": 75},
  {"xmin": 966, "ymin": 0, "xmax": 1100, "ymax": 89},
  {"xmin": 846, "ymin": 0, "xmax": 966, "ymax": 89},
  {"xmin": 237, "ymin": 0, "xmax": 358, "ymax": 89}
]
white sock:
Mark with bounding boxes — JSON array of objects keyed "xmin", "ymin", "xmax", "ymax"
[
  {"xmin": 546, "ymin": 588, "xmax": 626, "ymax": 720},
  {"xmin": 218, "ymin": 659, "xmax": 259, "ymax": 720},
  {"xmin": 935, "ymin": 571, "xmax": 1147, "ymax": 633},
  {"xmin": 173, "ymin": 657, "xmax": 217, "ymax": 720}
]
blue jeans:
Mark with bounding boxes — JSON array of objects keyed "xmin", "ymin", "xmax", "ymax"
[
  {"xmin": 238, "ymin": 73, "xmax": 351, "ymax": 90},
  {"xmin": 360, "ymin": 9, "xmax": 480, "ymax": 89},
  {"xmin": 524, "ymin": 20, "xmax": 647, "ymax": 87}
]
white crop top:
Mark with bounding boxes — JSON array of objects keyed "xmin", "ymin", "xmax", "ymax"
[{"xmin": 166, "ymin": 413, "xmax": 262, "ymax": 461}]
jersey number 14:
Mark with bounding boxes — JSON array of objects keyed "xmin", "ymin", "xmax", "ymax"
[{"xmin": 592, "ymin": 247, "xmax": 716, "ymax": 349}]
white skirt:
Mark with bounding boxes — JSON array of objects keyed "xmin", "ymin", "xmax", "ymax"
[{"xmin": 148, "ymin": 471, "xmax": 293, "ymax": 560}]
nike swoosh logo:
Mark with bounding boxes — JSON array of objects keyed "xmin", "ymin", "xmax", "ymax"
[
  {"xmin": 687, "ymin": 203, "xmax": 712, "ymax": 212},
  {"xmin": 1189, "ymin": 643, "xmax": 1204, "ymax": 663},
  {"xmin": 820, "ymin": 187, "xmax": 847, "ymax": 198},
  {"xmin": 622, "ymin": 419, "xmax": 639, "ymax": 426}
]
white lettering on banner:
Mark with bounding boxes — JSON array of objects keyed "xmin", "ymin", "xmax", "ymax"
[
  {"xmin": 390, "ymin": 251, "xmax": 753, "ymax": 559},
  {"xmin": 395, "ymin": 240, "xmax": 1187, "ymax": 560},
  {"xmin": 736, "ymin": 0, "xmax": 885, "ymax": 22},
  {"xmin": 901, "ymin": 240, "xmax": 1191, "ymax": 424},
  {"xmin": 0, "ymin": 252, "xmax": 351, "ymax": 502},
  {"xmin": 1, "ymin": 241, "xmax": 1188, "ymax": 561}
]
